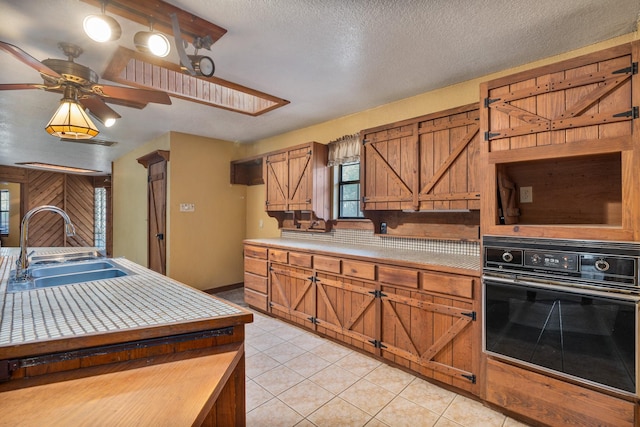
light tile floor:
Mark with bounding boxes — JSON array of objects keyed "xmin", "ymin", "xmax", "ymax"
[{"xmin": 215, "ymin": 288, "xmax": 531, "ymax": 427}]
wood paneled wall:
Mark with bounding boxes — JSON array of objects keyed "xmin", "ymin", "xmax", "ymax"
[{"xmin": 0, "ymin": 165, "xmax": 105, "ymax": 249}]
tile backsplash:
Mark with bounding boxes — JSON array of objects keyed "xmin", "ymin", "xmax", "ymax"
[{"xmin": 281, "ymin": 229, "xmax": 479, "ymax": 256}]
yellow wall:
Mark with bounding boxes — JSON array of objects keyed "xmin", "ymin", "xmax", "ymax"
[
  {"xmin": 113, "ymin": 133, "xmax": 170, "ymax": 266},
  {"xmin": 167, "ymin": 132, "xmax": 246, "ymax": 290},
  {"xmin": 0, "ymin": 182, "xmax": 21, "ymax": 247},
  {"xmin": 113, "ymin": 30, "xmax": 639, "ymax": 286},
  {"xmin": 243, "ymin": 32, "xmax": 639, "ymax": 239}
]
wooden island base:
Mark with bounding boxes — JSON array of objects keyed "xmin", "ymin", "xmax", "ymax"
[{"xmin": 0, "ymin": 343, "xmax": 245, "ymax": 427}]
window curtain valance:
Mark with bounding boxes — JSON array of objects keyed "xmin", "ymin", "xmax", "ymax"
[{"xmin": 327, "ymin": 133, "xmax": 360, "ymax": 167}]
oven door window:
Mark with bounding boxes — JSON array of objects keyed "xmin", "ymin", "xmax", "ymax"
[{"xmin": 484, "ymin": 281, "xmax": 637, "ymax": 394}]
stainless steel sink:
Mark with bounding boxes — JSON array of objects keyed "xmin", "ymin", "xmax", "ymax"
[
  {"xmin": 7, "ymin": 258, "xmax": 133, "ymax": 293},
  {"xmin": 33, "ymin": 268, "xmax": 129, "ymax": 288},
  {"xmin": 29, "ymin": 250, "xmax": 104, "ymax": 266},
  {"xmin": 30, "ymin": 260, "xmax": 119, "ymax": 278}
]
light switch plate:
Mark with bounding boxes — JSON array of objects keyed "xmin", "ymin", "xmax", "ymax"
[{"xmin": 180, "ymin": 203, "xmax": 195, "ymax": 212}]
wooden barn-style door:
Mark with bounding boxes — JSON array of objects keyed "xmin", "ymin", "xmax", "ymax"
[
  {"xmin": 379, "ymin": 287, "xmax": 476, "ymax": 392},
  {"xmin": 314, "ymin": 273, "xmax": 378, "ymax": 355},
  {"xmin": 137, "ymin": 150, "xmax": 169, "ymax": 275},
  {"xmin": 361, "ymin": 123, "xmax": 418, "ymax": 210},
  {"xmin": 269, "ymin": 264, "xmax": 316, "ymax": 330}
]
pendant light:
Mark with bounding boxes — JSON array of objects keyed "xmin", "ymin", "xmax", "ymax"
[{"xmin": 45, "ymin": 86, "xmax": 99, "ymax": 139}]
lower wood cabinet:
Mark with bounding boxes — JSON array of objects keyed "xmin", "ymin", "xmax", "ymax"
[
  {"xmin": 269, "ymin": 263, "xmax": 315, "ymax": 330},
  {"xmin": 379, "ymin": 285, "xmax": 477, "ymax": 394},
  {"xmin": 486, "ymin": 358, "xmax": 637, "ymax": 426},
  {"xmin": 243, "ymin": 243, "xmax": 480, "ymax": 395},
  {"xmin": 315, "ymin": 272, "xmax": 378, "ymax": 355}
]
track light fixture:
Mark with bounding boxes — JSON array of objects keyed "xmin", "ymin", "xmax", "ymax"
[
  {"xmin": 83, "ymin": 2, "xmax": 121, "ymax": 42},
  {"xmin": 134, "ymin": 21, "xmax": 171, "ymax": 58}
]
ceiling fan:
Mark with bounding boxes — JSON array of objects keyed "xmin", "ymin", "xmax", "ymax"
[{"xmin": 0, "ymin": 40, "xmax": 171, "ymax": 139}]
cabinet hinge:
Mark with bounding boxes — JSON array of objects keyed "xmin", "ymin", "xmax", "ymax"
[
  {"xmin": 613, "ymin": 106, "xmax": 639, "ymax": 119},
  {"xmin": 612, "ymin": 62, "xmax": 638, "ymax": 75},
  {"xmin": 368, "ymin": 290, "xmax": 387, "ymax": 298},
  {"xmin": 265, "ymin": 200, "xmax": 270, "ymax": 206},
  {"xmin": 362, "ymin": 138, "xmax": 369, "ymax": 144},
  {"xmin": 307, "ymin": 316, "xmax": 319, "ymax": 324},
  {"xmin": 368, "ymin": 339, "xmax": 387, "ymax": 349},
  {"xmin": 484, "ymin": 131, "xmax": 500, "ymax": 141},
  {"xmin": 461, "ymin": 311, "xmax": 477, "ymax": 321},
  {"xmin": 461, "ymin": 373, "xmax": 476, "ymax": 383},
  {"xmin": 0, "ymin": 359, "xmax": 20, "ymax": 382},
  {"xmin": 484, "ymin": 97, "xmax": 501, "ymax": 108}
]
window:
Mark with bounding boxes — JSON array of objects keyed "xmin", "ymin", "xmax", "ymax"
[
  {"xmin": 338, "ymin": 162, "xmax": 364, "ymax": 218},
  {"xmin": 0, "ymin": 189, "xmax": 9, "ymax": 234},
  {"xmin": 94, "ymin": 187, "xmax": 106, "ymax": 249}
]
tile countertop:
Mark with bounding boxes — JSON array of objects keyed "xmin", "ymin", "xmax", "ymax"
[
  {"xmin": 244, "ymin": 238, "xmax": 481, "ymax": 276},
  {"xmin": 0, "ymin": 247, "xmax": 252, "ymax": 357}
]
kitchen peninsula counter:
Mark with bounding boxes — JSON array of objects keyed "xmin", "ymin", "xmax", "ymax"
[
  {"xmin": 0, "ymin": 247, "xmax": 252, "ymax": 426},
  {"xmin": 244, "ymin": 237, "xmax": 480, "ymax": 276}
]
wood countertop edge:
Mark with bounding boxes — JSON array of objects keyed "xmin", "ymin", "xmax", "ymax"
[
  {"xmin": 0, "ymin": 343, "xmax": 245, "ymax": 426},
  {"xmin": 1, "ymin": 313, "xmax": 253, "ymax": 359},
  {"xmin": 243, "ymin": 239, "xmax": 481, "ymax": 277}
]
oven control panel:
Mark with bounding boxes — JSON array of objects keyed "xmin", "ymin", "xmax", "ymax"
[
  {"xmin": 483, "ymin": 236, "xmax": 640, "ymax": 290},
  {"xmin": 524, "ymin": 250, "xmax": 578, "ymax": 271}
]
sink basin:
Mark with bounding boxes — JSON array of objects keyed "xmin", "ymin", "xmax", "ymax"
[
  {"xmin": 29, "ymin": 250, "xmax": 104, "ymax": 266},
  {"xmin": 30, "ymin": 261, "xmax": 119, "ymax": 278},
  {"xmin": 33, "ymin": 268, "xmax": 129, "ymax": 288},
  {"xmin": 6, "ymin": 258, "xmax": 133, "ymax": 293}
]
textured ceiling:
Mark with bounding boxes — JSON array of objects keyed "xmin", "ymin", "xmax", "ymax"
[{"xmin": 0, "ymin": 0, "xmax": 639, "ymax": 175}]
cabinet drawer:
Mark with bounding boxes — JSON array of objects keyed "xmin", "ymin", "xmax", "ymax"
[
  {"xmin": 343, "ymin": 260, "xmax": 376, "ymax": 281},
  {"xmin": 244, "ymin": 272, "xmax": 268, "ymax": 294},
  {"xmin": 245, "ymin": 257, "xmax": 268, "ymax": 277},
  {"xmin": 269, "ymin": 249, "xmax": 289, "ymax": 263},
  {"xmin": 244, "ymin": 288, "xmax": 268, "ymax": 311},
  {"xmin": 378, "ymin": 265, "xmax": 418, "ymax": 288},
  {"xmin": 289, "ymin": 252, "xmax": 312, "ymax": 268},
  {"xmin": 244, "ymin": 245, "xmax": 268, "ymax": 259},
  {"xmin": 420, "ymin": 271, "xmax": 474, "ymax": 299},
  {"xmin": 314, "ymin": 255, "xmax": 341, "ymax": 274}
]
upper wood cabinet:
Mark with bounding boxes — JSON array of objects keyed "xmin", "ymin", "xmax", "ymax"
[
  {"xmin": 361, "ymin": 103, "xmax": 481, "ymax": 212},
  {"xmin": 264, "ymin": 142, "xmax": 330, "ymax": 222},
  {"xmin": 480, "ymin": 41, "xmax": 640, "ymax": 241}
]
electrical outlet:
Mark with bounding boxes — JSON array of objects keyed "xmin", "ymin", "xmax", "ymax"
[
  {"xmin": 520, "ymin": 186, "xmax": 533, "ymax": 203},
  {"xmin": 179, "ymin": 203, "xmax": 195, "ymax": 212}
]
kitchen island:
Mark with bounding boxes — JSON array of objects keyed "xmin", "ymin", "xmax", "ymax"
[{"xmin": 0, "ymin": 247, "xmax": 253, "ymax": 426}]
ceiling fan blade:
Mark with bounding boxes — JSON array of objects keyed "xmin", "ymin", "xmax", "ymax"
[
  {"xmin": 100, "ymin": 97, "xmax": 148, "ymax": 110},
  {"xmin": 0, "ymin": 41, "xmax": 62, "ymax": 80},
  {"xmin": 91, "ymin": 84, "xmax": 172, "ymax": 106},
  {"xmin": 0, "ymin": 83, "xmax": 47, "ymax": 90},
  {"xmin": 79, "ymin": 95, "xmax": 122, "ymax": 122}
]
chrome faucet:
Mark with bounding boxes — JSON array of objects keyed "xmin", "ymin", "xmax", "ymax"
[{"xmin": 16, "ymin": 205, "xmax": 76, "ymax": 279}]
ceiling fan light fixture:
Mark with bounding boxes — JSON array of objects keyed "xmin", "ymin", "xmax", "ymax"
[
  {"xmin": 83, "ymin": 14, "xmax": 122, "ymax": 43},
  {"xmin": 134, "ymin": 31, "xmax": 171, "ymax": 57},
  {"xmin": 46, "ymin": 89, "xmax": 99, "ymax": 139}
]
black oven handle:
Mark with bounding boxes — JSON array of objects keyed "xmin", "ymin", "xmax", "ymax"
[{"xmin": 482, "ymin": 275, "xmax": 640, "ymax": 303}]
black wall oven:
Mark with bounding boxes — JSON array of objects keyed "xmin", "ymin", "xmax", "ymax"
[{"xmin": 482, "ymin": 236, "xmax": 640, "ymax": 396}]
